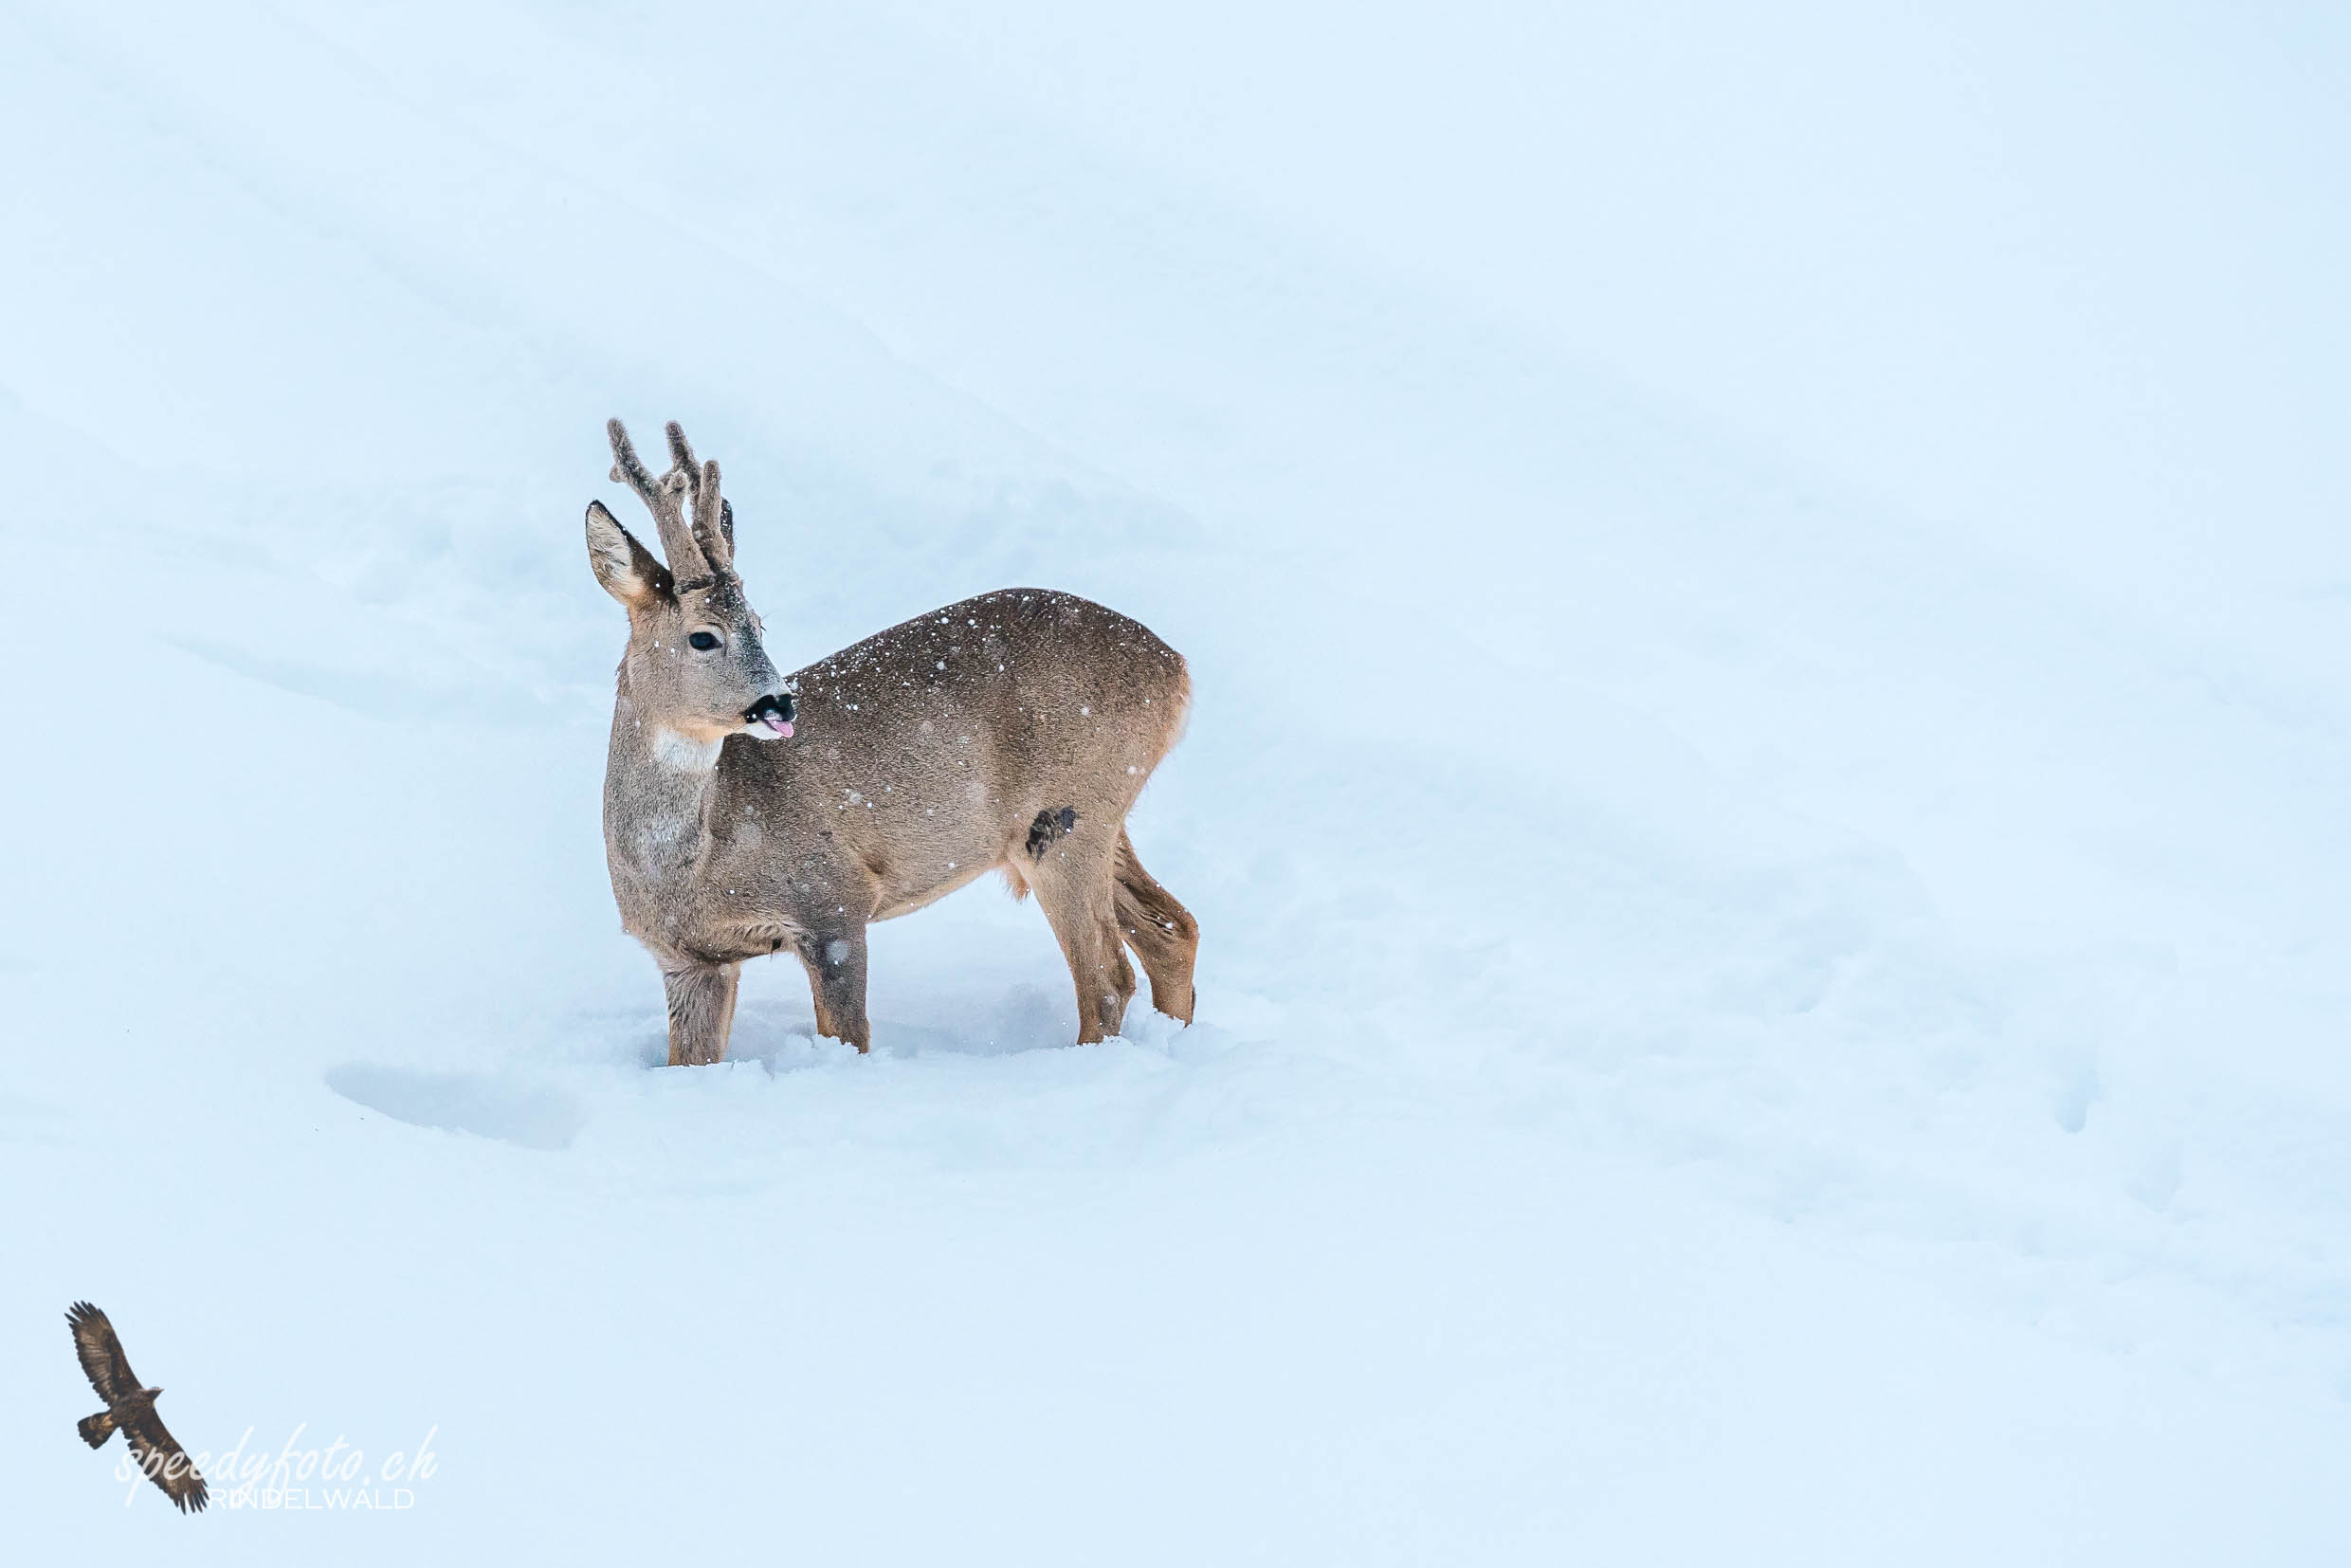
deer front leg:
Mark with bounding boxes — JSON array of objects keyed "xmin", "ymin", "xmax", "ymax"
[
  {"xmin": 796, "ymin": 927, "xmax": 872, "ymax": 1053},
  {"xmin": 662, "ymin": 961, "xmax": 741, "ymax": 1067}
]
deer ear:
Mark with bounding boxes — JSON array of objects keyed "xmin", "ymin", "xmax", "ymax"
[{"xmin": 586, "ymin": 501, "xmax": 671, "ymax": 607}]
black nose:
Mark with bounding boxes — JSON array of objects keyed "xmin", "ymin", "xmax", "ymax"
[{"xmin": 746, "ymin": 693, "xmax": 795, "ymax": 725}]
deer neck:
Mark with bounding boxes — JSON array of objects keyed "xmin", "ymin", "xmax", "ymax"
[{"xmin": 606, "ymin": 676, "xmax": 727, "ymax": 874}]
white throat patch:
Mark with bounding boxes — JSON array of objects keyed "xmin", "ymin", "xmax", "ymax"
[{"xmin": 650, "ymin": 727, "xmax": 724, "ymax": 772}]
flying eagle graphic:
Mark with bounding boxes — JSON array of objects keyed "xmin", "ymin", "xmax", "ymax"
[{"xmin": 67, "ymin": 1302, "xmax": 208, "ymax": 1513}]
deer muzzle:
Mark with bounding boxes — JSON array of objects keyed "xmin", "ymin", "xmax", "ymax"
[{"xmin": 745, "ymin": 693, "xmax": 796, "ymax": 739}]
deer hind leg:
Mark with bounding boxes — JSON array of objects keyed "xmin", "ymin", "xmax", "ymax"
[
  {"xmin": 1026, "ymin": 830, "xmax": 1136, "ymax": 1044},
  {"xmin": 663, "ymin": 961, "xmax": 741, "ymax": 1067},
  {"xmin": 795, "ymin": 926, "xmax": 873, "ymax": 1053},
  {"xmin": 1113, "ymin": 828, "xmax": 1198, "ymax": 1024}
]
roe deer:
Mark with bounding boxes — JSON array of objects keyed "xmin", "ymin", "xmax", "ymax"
[{"xmin": 585, "ymin": 418, "xmax": 1199, "ymax": 1065}]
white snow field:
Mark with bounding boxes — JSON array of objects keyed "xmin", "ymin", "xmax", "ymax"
[{"xmin": 7, "ymin": 1, "xmax": 2351, "ymax": 1559}]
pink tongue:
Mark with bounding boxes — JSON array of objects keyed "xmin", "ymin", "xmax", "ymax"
[{"xmin": 769, "ymin": 719, "xmax": 794, "ymax": 738}]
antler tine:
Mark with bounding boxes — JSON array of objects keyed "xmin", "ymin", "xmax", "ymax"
[
  {"xmin": 606, "ymin": 417, "xmax": 707, "ymax": 577},
  {"xmin": 665, "ymin": 421, "xmax": 699, "ymax": 481},
  {"xmin": 606, "ymin": 417, "xmax": 661, "ymax": 503},
  {"xmin": 690, "ymin": 457, "xmax": 733, "ymax": 571}
]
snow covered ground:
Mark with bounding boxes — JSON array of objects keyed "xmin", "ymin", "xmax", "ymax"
[{"xmin": 6, "ymin": 2, "xmax": 2349, "ymax": 1559}]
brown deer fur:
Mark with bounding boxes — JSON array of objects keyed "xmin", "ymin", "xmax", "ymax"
[{"xmin": 586, "ymin": 418, "xmax": 1199, "ymax": 1064}]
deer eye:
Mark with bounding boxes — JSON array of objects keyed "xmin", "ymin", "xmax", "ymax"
[{"xmin": 688, "ymin": 631, "xmax": 721, "ymax": 652}]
